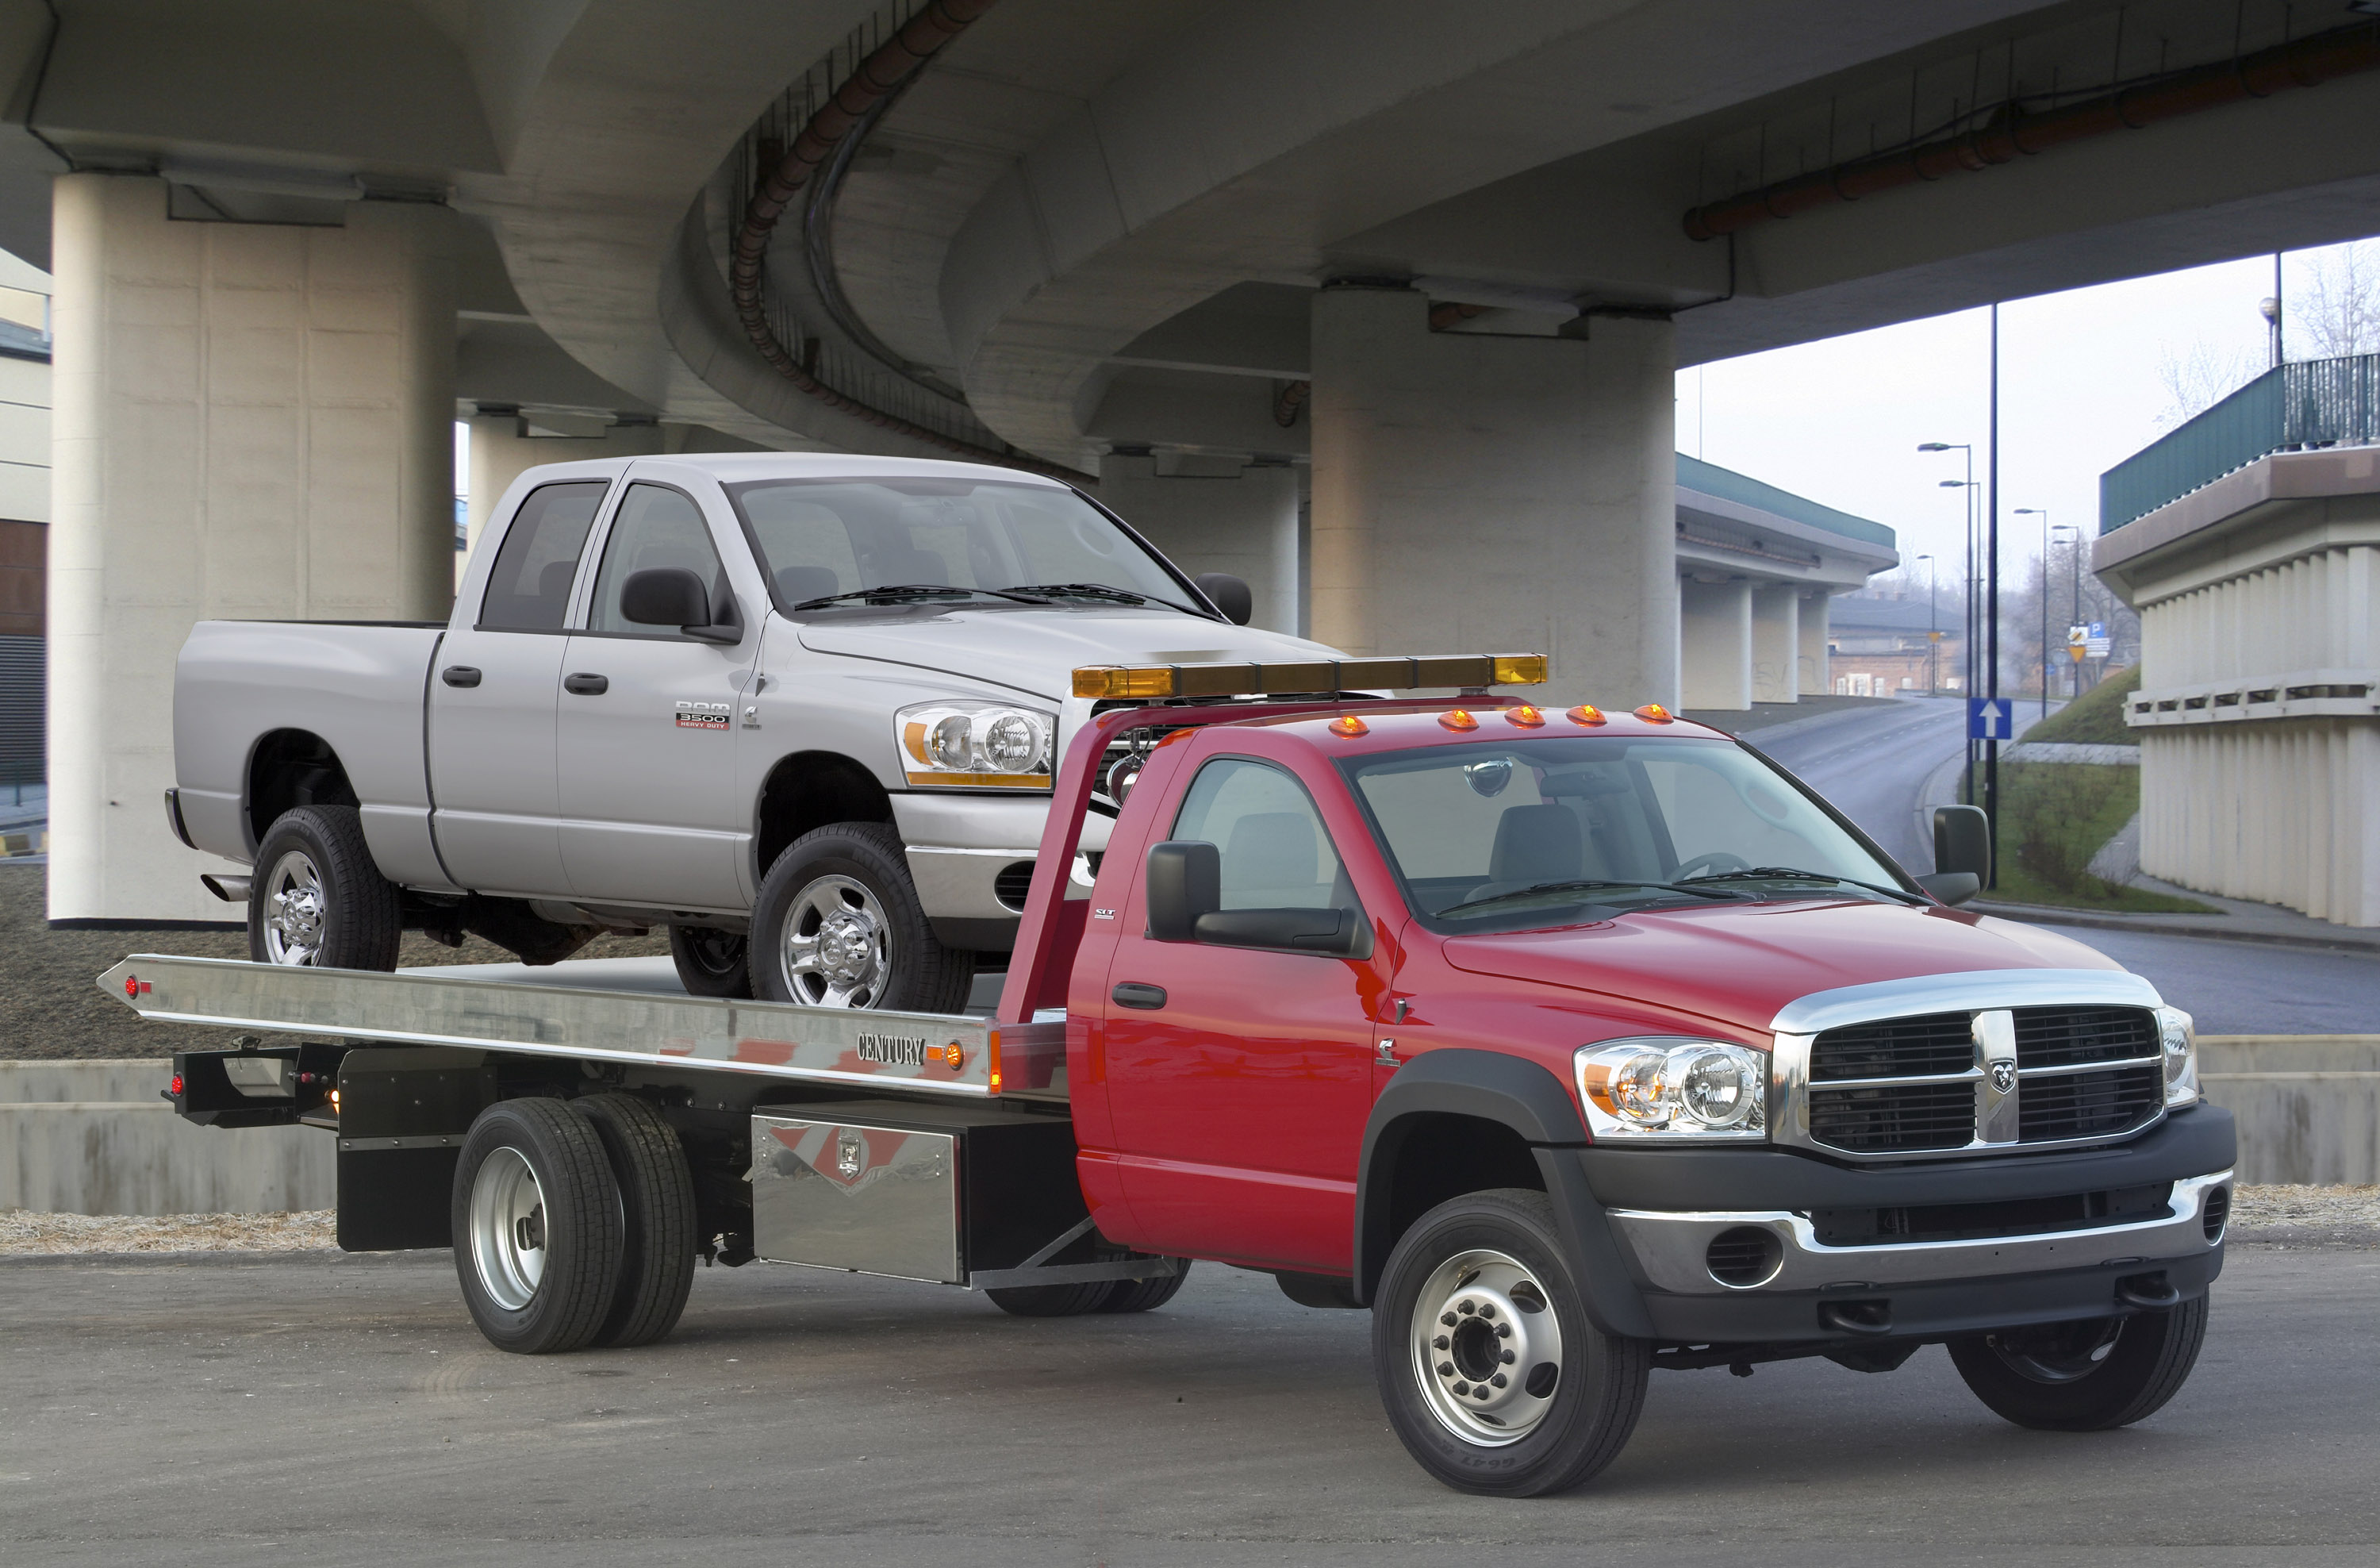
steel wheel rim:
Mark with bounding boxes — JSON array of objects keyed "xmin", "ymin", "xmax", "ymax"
[
  {"xmin": 261, "ymin": 848, "xmax": 326, "ymax": 966},
  {"xmin": 683, "ymin": 928, "xmax": 746, "ymax": 978},
  {"xmin": 1989, "ymin": 1317, "xmax": 2125, "ymax": 1384},
  {"xmin": 779, "ymin": 874, "xmax": 893, "ymax": 1008},
  {"xmin": 1411, "ymin": 1247, "xmax": 1564, "ymax": 1446},
  {"xmin": 468, "ymin": 1146, "xmax": 547, "ymax": 1312}
]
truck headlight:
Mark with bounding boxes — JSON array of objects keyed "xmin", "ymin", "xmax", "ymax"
[
  {"xmin": 896, "ymin": 701, "xmax": 1055, "ymax": 788},
  {"xmin": 1575, "ymin": 1039, "xmax": 1769, "ymax": 1142},
  {"xmin": 2157, "ymin": 1005, "xmax": 2198, "ymax": 1108}
]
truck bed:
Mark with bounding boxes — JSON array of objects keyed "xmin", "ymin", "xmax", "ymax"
[{"xmin": 102, "ymin": 955, "xmax": 1068, "ymax": 1103}]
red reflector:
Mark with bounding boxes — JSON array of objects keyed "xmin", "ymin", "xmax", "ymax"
[
  {"xmin": 169, "ymin": 1074, "xmax": 184, "ymax": 1097},
  {"xmin": 125, "ymin": 975, "xmax": 139, "ymax": 997}
]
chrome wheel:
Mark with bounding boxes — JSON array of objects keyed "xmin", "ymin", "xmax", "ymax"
[
  {"xmin": 260, "ymin": 849, "xmax": 327, "ymax": 966},
  {"xmin": 1987, "ymin": 1317, "xmax": 2126, "ymax": 1384},
  {"xmin": 467, "ymin": 1146, "xmax": 548, "ymax": 1312},
  {"xmin": 778, "ymin": 874, "xmax": 895, "ymax": 1008},
  {"xmin": 1411, "ymin": 1247, "xmax": 1565, "ymax": 1445}
]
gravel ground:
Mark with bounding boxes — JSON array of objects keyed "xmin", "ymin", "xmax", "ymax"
[
  {"xmin": 0, "ymin": 862, "xmax": 670, "ymax": 1060},
  {"xmin": 5, "ymin": 1187, "xmax": 2370, "ymax": 1257}
]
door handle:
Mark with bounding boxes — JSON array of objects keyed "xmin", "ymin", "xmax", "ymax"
[
  {"xmin": 1111, "ymin": 982, "xmax": 1167, "ymax": 1010},
  {"xmin": 563, "ymin": 673, "xmax": 609, "ymax": 696},
  {"xmin": 440, "ymin": 665, "xmax": 481, "ymax": 688}
]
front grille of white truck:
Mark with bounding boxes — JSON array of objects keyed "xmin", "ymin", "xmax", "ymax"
[{"xmin": 1799, "ymin": 1005, "xmax": 2165, "ymax": 1158}]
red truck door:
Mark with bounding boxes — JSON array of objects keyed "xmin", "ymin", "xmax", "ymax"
[{"xmin": 1097, "ymin": 752, "xmax": 1388, "ymax": 1274}]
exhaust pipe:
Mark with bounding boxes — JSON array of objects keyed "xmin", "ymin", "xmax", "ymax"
[{"xmin": 199, "ymin": 874, "xmax": 251, "ymax": 904}]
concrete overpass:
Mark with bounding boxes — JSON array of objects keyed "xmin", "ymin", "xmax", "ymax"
[{"xmin": 6, "ymin": 0, "xmax": 2379, "ymax": 919}]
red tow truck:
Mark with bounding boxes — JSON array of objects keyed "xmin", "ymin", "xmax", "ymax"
[{"xmin": 125, "ymin": 656, "xmax": 2232, "ymax": 1495}]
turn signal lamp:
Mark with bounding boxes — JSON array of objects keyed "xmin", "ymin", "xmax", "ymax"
[
  {"xmin": 1567, "ymin": 705, "xmax": 1606, "ymax": 726},
  {"xmin": 1439, "ymin": 709, "xmax": 1480, "ymax": 732},
  {"xmin": 1071, "ymin": 653, "xmax": 1548, "ymax": 701},
  {"xmin": 1506, "ymin": 705, "xmax": 1546, "ymax": 728},
  {"xmin": 1328, "ymin": 715, "xmax": 1369, "ymax": 737},
  {"xmin": 168, "ymin": 1074, "xmax": 184, "ymax": 1097},
  {"xmin": 1634, "ymin": 703, "xmax": 1676, "ymax": 724}
]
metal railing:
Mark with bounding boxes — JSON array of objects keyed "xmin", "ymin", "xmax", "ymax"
[{"xmin": 2101, "ymin": 352, "xmax": 2380, "ymax": 532}]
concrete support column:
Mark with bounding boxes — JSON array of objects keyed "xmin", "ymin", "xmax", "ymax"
[
  {"xmin": 1310, "ymin": 287, "xmax": 1677, "ymax": 704},
  {"xmin": 1679, "ymin": 578, "xmax": 1752, "ymax": 711},
  {"xmin": 1798, "ymin": 591, "xmax": 1832, "ymax": 694},
  {"xmin": 463, "ymin": 414, "xmax": 666, "ymax": 578},
  {"xmin": 49, "ymin": 175, "xmax": 458, "ymax": 922},
  {"xmin": 1096, "ymin": 453, "xmax": 1300, "ymax": 634},
  {"xmin": 1750, "ymin": 584, "xmax": 1800, "ymax": 704}
]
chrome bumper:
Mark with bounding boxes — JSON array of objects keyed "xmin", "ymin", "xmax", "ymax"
[{"xmin": 1610, "ymin": 1170, "xmax": 2231, "ymax": 1295}]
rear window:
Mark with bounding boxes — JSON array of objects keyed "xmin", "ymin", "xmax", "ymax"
[{"xmin": 478, "ymin": 482, "xmax": 608, "ymax": 631}]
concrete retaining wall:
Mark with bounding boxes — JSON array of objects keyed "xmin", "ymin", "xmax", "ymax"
[
  {"xmin": 3, "ymin": 1040, "xmax": 2372, "ymax": 1213},
  {"xmin": 2, "ymin": 1061, "xmax": 335, "ymax": 1215}
]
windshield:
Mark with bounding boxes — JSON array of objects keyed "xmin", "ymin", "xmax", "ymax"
[
  {"xmin": 1339, "ymin": 736, "xmax": 1910, "ymax": 934},
  {"xmin": 724, "ymin": 477, "xmax": 1198, "ymax": 613}
]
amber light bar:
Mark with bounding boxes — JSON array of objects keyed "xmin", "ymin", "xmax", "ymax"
[{"xmin": 1072, "ymin": 654, "xmax": 1547, "ymax": 701}]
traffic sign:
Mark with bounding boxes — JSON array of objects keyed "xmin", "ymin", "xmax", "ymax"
[{"xmin": 1969, "ymin": 698, "xmax": 2013, "ymax": 740}]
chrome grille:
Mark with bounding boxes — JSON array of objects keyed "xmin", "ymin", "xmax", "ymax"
[{"xmin": 1792, "ymin": 1001, "xmax": 2164, "ymax": 1159}]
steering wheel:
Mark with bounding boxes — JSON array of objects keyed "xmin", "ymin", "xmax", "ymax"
[{"xmin": 1675, "ymin": 851, "xmax": 1751, "ymax": 880}]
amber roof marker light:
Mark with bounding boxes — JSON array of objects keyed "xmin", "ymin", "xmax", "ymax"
[
  {"xmin": 1634, "ymin": 703, "xmax": 1676, "ymax": 724},
  {"xmin": 1328, "ymin": 715, "xmax": 1369, "ymax": 737},
  {"xmin": 1439, "ymin": 709, "xmax": 1480, "ymax": 732},
  {"xmin": 1072, "ymin": 653, "xmax": 1547, "ymax": 701},
  {"xmin": 1506, "ymin": 705, "xmax": 1546, "ymax": 728},
  {"xmin": 1567, "ymin": 705, "xmax": 1606, "ymax": 726}
]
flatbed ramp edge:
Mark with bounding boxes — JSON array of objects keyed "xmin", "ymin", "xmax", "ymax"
[{"xmin": 98, "ymin": 954, "xmax": 1069, "ymax": 1103}]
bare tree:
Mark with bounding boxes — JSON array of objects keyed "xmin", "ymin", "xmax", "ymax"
[
  {"xmin": 2290, "ymin": 240, "xmax": 2380, "ymax": 360},
  {"xmin": 2153, "ymin": 340, "xmax": 2260, "ymax": 429}
]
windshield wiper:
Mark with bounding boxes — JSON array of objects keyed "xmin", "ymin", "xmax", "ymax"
[
  {"xmin": 1438, "ymin": 878, "xmax": 1745, "ymax": 917},
  {"xmin": 1676, "ymin": 867, "xmax": 1924, "ymax": 905},
  {"xmin": 790, "ymin": 583, "xmax": 1055, "ymax": 609},
  {"xmin": 1004, "ymin": 582, "xmax": 1205, "ymax": 617}
]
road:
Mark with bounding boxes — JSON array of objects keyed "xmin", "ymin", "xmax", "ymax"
[
  {"xmin": 1748, "ymin": 700, "xmax": 2380, "ymax": 1035},
  {"xmin": 4, "ymin": 1247, "xmax": 2376, "ymax": 1566}
]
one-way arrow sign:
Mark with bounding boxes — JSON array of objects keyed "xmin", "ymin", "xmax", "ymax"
[{"xmin": 1968, "ymin": 698, "xmax": 2013, "ymax": 740}]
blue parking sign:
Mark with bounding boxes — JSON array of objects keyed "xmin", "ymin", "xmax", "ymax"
[{"xmin": 1968, "ymin": 698, "xmax": 2012, "ymax": 740}]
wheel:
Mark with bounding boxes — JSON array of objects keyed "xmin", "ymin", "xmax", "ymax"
[
  {"xmin": 1948, "ymin": 1296, "xmax": 2208, "ymax": 1431},
  {"xmin": 1372, "ymin": 1189, "xmax": 1649, "ymax": 1497},
  {"xmin": 571, "ymin": 1092, "xmax": 699, "ymax": 1348},
  {"xmin": 1098, "ymin": 1259, "xmax": 1192, "ymax": 1313},
  {"xmin": 451, "ymin": 1098, "xmax": 624, "ymax": 1355},
  {"xmin": 985, "ymin": 1278, "xmax": 1115, "ymax": 1317},
  {"xmin": 669, "ymin": 925, "xmax": 752, "ymax": 998},
  {"xmin": 749, "ymin": 822, "xmax": 972, "ymax": 1013},
  {"xmin": 247, "ymin": 805, "xmax": 401, "ymax": 970}
]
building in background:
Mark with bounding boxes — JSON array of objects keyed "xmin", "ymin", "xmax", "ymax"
[
  {"xmin": 0, "ymin": 248, "xmax": 48, "ymax": 830},
  {"xmin": 1824, "ymin": 590, "xmax": 1965, "ymax": 698}
]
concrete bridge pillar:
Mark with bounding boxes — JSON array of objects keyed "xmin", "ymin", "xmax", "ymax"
[
  {"xmin": 48, "ymin": 174, "xmax": 459, "ymax": 923},
  {"xmin": 1097, "ymin": 452, "xmax": 1300, "ymax": 635},
  {"xmin": 1679, "ymin": 578, "xmax": 1752, "ymax": 711},
  {"xmin": 1798, "ymin": 592, "xmax": 1832, "ymax": 694},
  {"xmin": 1308, "ymin": 286, "xmax": 1678, "ymax": 705},
  {"xmin": 1751, "ymin": 584, "xmax": 1801, "ymax": 704}
]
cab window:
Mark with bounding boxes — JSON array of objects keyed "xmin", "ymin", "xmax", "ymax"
[
  {"xmin": 585, "ymin": 484, "xmax": 731, "ymax": 634},
  {"xmin": 1171, "ymin": 758, "xmax": 1360, "ymax": 917},
  {"xmin": 477, "ymin": 482, "xmax": 607, "ymax": 631}
]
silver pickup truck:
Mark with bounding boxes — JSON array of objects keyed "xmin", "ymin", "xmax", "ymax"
[{"xmin": 167, "ymin": 452, "xmax": 1335, "ymax": 1008}]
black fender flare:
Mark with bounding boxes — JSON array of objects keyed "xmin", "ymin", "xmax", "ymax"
[{"xmin": 1353, "ymin": 1049, "xmax": 1654, "ymax": 1337}]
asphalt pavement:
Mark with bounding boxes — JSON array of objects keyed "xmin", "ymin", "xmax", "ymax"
[
  {"xmin": 3, "ymin": 1246, "xmax": 2373, "ymax": 1566},
  {"xmin": 1747, "ymin": 698, "xmax": 2380, "ymax": 1035}
]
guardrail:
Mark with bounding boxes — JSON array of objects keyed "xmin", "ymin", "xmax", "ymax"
[{"xmin": 2101, "ymin": 353, "xmax": 2380, "ymax": 532}]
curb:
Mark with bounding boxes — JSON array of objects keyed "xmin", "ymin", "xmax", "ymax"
[
  {"xmin": 1970, "ymin": 899, "xmax": 2380, "ymax": 955},
  {"xmin": 0, "ymin": 1247, "xmax": 448, "ymax": 1267},
  {"xmin": 2228, "ymin": 1227, "xmax": 2380, "ymax": 1250}
]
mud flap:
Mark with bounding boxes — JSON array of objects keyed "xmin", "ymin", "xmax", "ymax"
[{"xmin": 335, "ymin": 1047, "xmax": 498, "ymax": 1252}]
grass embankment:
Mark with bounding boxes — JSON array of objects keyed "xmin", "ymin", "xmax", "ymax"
[
  {"xmin": 1987, "ymin": 759, "xmax": 2215, "ymax": 913},
  {"xmin": 2021, "ymin": 666, "xmax": 2141, "ymax": 746}
]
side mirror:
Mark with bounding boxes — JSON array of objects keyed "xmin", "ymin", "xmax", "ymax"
[
  {"xmin": 621, "ymin": 567, "xmax": 709, "ymax": 628},
  {"xmin": 1193, "ymin": 571, "xmax": 1253, "ymax": 626},
  {"xmin": 1145, "ymin": 841, "xmax": 1219, "ymax": 941},
  {"xmin": 1923, "ymin": 805, "xmax": 1990, "ymax": 905}
]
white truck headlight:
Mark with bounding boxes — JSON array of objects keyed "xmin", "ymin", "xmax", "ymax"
[
  {"xmin": 896, "ymin": 701, "xmax": 1055, "ymax": 788},
  {"xmin": 2157, "ymin": 1005, "xmax": 2198, "ymax": 1107},
  {"xmin": 1575, "ymin": 1039, "xmax": 1769, "ymax": 1142}
]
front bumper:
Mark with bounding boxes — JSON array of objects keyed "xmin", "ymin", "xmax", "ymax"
[{"xmin": 1547, "ymin": 1105, "xmax": 2236, "ymax": 1345}]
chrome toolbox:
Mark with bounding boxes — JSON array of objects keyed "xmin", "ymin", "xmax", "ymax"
[{"xmin": 750, "ymin": 1101, "xmax": 1089, "ymax": 1286}]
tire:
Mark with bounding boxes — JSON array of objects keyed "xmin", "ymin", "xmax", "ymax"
[
  {"xmin": 1098, "ymin": 1260, "xmax": 1192, "ymax": 1313},
  {"xmin": 1372, "ymin": 1189, "xmax": 1650, "ymax": 1497},
  {"xmin": 451, "ymin": 1098, "xmax": 624, "ymax": 1355},
  {"xmin": 248, "ymin": 805, "xmax": 401, "ymax": 971},
  {"xmin": 669, "ymin": 925, "xmax": 753, "ymax": 998},
  {"xmin": 1948, "ymin": 1295, "xmax": 2209, "ymax": 1431},
  {"xmin": 571, "ymin": 1092, "xmax": 699, "ymax": 1349},
  {"xmin": 749, "ymin": 822, "xmax": 972, "ymax": 1013},
  {"xmin": 985, "ymin": 1278, "xmax": 1115, "ymax": 1317}
]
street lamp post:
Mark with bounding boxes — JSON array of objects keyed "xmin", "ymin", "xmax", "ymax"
[
  {"xmin": 2053, "ymin": 523, "xmax": 2083, "ymax": 696},
  {"xmin": 1923, "ymin": 441, "xmax": 1977, "ymax": 805},
  {"xmin": 2015, "ymin": 508, "xmax": 2049, "ymax": 717},
  {"xmin": 1917, "ymin": 552, "xmax": 1937, "ymax": 695}
]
